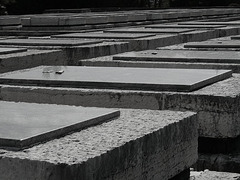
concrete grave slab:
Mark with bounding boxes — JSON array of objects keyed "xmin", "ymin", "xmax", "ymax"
[
  {"xmin": 0, "ymin": 66, "xmax": 232, "ymax": 92},
  {"xmin": 184, "ymin": 40, "xmax": 240, "ymax": 48},
  {"xmin": 52, "ymin": 32, "xmax": 156, "ymax": 39},
  {"xmin": 0, "ymin": 38, "xmax": 103, "ymax": 47},
  {"xmin": 0, "ymin": 16, "xmax": 21, "ymax": 26},
  {"xmin": 0, "ymin": 47, "xmax": 27, "ymax": 55},
  {"xmin": 0, "ymin": 109, "xmax": 198, "ymax": 180},
  {"xmin": 0, "ymin": 101, "xmax": 119, "ymax": 149},
  {"xmin": 145, "ymin": 24, "xmax": 226, "ymax": 29},
  {"xmin": 230, "ymin": 35, "xmax": 240, "ymax": 40},
  {"xmin": 104, "ymin": 28, "xmax": 195, "ymax": 34},
  {"xmin": 113, "ymin": 50, "xmax": 240, "ymax": 64},
  {"xmin": 179, "ymin": 21, "xmax": 240, "ymax": 26}
]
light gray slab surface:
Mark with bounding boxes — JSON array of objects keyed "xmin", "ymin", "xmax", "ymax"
[
  {"xmin": 179, "ymin": 21, "xmax": 240, "ymax": 25},
  {"xmin": 230, "ymin": 35, "xmax": 240, "ymax": 40},
  {"xmin": 0, "ymin": 38, "xmax": 103, "ymax": 46},
  {"xmin": 113, "ymin": 50, "xmax": 240, "ymax": 64},
  {"xmin": 0, "ymin": 66, "xmax": 232, "ymax": 92},
  {"xmin": 52, "ymin": 32, "xmax": 156, "ymax": 39},
  {"xmin": 0, "ymin": 101, "xmax": 120, "ymax": 149},
  {"xmin": 145, "ymin": 24, "xmax": 226, "ymax": 28},
  {"xmin": 184, "ymin": 40, "xmax": 240, "ymax": 48},
  {"xmin": 0, "ymin": 47, "xmax": 27, "ymax": 54},
  {"xmin": 104, "ymin": 28, "xmax": 195, "ymax": 34}
]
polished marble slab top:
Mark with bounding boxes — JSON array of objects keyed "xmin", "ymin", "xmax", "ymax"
[
  {"xmin": 179, "ymin": 21, "xmax": 240, "ymax": 25},
  {"xmin": 113, "ymin": 50, "xmax": 240, "ymax": 64},
  {"xmin": 145, "ymin": 24, "xmax": 226, "ymax": 29},
  {"xmin": 52, "ymin": 32, "xmax": 156, "ymax": 39},
  {"xmin": 0, "ymin": 47, "xmax": 27, "ymax": 54},
  {"xmin": 104, "ymin": 28, "xmax": 194, "ymax": 34},
  {"xmin": 0, "ymin": 38, "xmax": 103, "ymax": 46},
  {"xmin": 0, "ymin": 66, "xmax": 232, "ymax": 92},
  {"xmin": 184, "ymin": 40, "xmax": 240, "ymax": 48},
  {"xmin": 0, "ymin": 101, "xmax": 120, "ymax": 149},
  {"xmin": 231, "ymin": 35, "xmax": 240, "ymax": 40}
]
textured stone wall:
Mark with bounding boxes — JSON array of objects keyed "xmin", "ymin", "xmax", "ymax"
[{"xmin": 0, "ymin": 109, "xmax": 198, "ymax": 180}]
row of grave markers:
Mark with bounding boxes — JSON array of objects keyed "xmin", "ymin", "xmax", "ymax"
[{"xmin": 1, "ymin": 11, "xmax": 240, "ymax": 179}]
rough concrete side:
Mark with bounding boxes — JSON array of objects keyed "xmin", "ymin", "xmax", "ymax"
[
  {"xmin": 63, "ymin": 41, "xmax": 129, "ymax": 65},
  {"xmin": 0, "ymin": 50, "xmax": 67, "ymax": 73},
  {"xmin": 195, "ymin": 153, "xmax": 240, "ymax": 173},
  {"xmin": 0, "ymin": 110, "xmax": 198, "ymax": 180},
  {"xmin": 1, "ymin": 73, "xmax": 240, "ymax": 138}
]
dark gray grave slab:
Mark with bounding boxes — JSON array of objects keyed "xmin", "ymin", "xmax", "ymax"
[
  {"xmin": 0, "ymin": 47, "xmax": 27, "ymax": 55},
  {"xmin": 113, "ymin": 50, "xmax": 240, "ymax": 64},
  {"xmin": 0, "ymin": 39, "xmax": 103, "ymax": 46},
  {"xmin": 184, "ymin": 40, "xmax": 240, "ymax": 48},
  {"xmin": 52, "ymin": 33, "xmax": 156, "ymax": 39},
  {"xmin": 231, "ymin": 35, "xmax": 240, "ymax": 40},
  {"xmin": 179, "ymin": 21, "xmax": 240, "ymax": 25},
  {"xmin": 0, "ymin": 66, "xmax": 232, "ymax": 92},
  {"xmin": 145, "ymin": 24, "xmax": 226, "ymax": 29},
  {"xmin": 0, "ymin": 101, "xmax": 120, "ymax": 149},
  {"xmin": 104, "ymin": 28, "xmax": 195, "ymax": 34}
]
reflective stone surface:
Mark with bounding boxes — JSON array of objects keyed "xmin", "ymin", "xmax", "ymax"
[
  {"xmin": 52, "ymin": 32, "xmax": 156, "ymax": 39},
  {"xmin": 231, "ymin": 35, "xmax": 240, "ymax": 40},
  {"xmin": 0, "ymin": 101, "xmax": 120, "ymax": 149},
  {"xmin": 179, "ymin": 21, "xmax": 240, "ymax": 25},
  {"xmin": 0, "ymin": 38, "xmax": 103, "ymax": 46},
  {"xmin": 184, "ymin": 40, "xmax": 240, "ymax": 48},
  {"xmin": 104, "ymin": 28, "xmax": 194, "ymax": 33},
  {"xmin": 113, "ymin": 50, "xmax": 240, "ymax": 64},
  {"xmin": 0, "ymin": 47, "xmax": 27, "ymax": 55},
  {"xmin": 0, "ymin": 66, "xmax": 232, "ymax": 92},
  {"xmin": 145, "ymin": 24, "xmax": 226, "ymax": 29}
]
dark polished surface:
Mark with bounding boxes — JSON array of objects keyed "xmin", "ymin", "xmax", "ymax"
[
  {"xmin": 0, "ymin": 66, "xmax": 232, "ymax": 92},
  {"xmin": 0, "ymin": 101, "xmax": 120, "ymax": 149}
]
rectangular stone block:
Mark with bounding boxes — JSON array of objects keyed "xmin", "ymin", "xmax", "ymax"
[
  {"xmin": 179, "ymin": 21, "xmax": 240, "ymax": 25},
  {"xmin": 0, "ymin": 109, "xmax": 198, "ymax": 180},
  {"xmin": 113, "ymin": 50, "xmax": 240, "ymax": 64},
  {"xmin": 52, "ymin": 32, "xmax": 156, "ymax": 39},
  {"xmin": 0, "ymin": 16, "xmax": 21, "ymax": 26},
  {"xmin": 184, "ymin": 40, "xmax": 240, "ymax": 48},
  {"xmin": 0, "ymin": 38, "xmax": 103, "ymax": 46},
  {"xmin": 0, "ymin": 47, "xmax": 27, "ymax": 55},
  {"xmin": 0, "ymin": 66, "xmax": 232, "ymax": 92},
  {"xmin": 104, "ymin": 28, "xmax": 195, "ymax": 34},
  {"xmin": 0, "ymin": 101, "xmax": 119, "ymax": 149},
  {"xmin": 145, "ymin": 24, "xmax": 226, "ymax": 29},
  {"xmin": 231, "ymin": 35, "xmax": 240, "ymax": 40}
]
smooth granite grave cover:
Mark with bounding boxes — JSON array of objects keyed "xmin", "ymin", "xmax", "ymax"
[
  {"xmin": 184, "ymin": 40, "xmax": 240, "ymax": 48},
  {"xmin": 0, "ymin": 101, "xmax": 120, "ymax": 149},
  {"xmin": 145, "ymin": 24, "xmax": 226, "ymax": 29},
  {"xmin": 179, "ymin": 21, "xmax": 240, "ymax": 25},
  {"xmin": 231, "ymin": 35, "xmax": 240, "ymax": 40},
  {"xmin": 104, "ymin": 28, "xmax": 195, "ymax": 34},
  {"xmin": 0, "ymin": 38, "xmax": 103, "ymax": 46},
  {"xmin": 52, "ymin": 33, "xmax": 156, "ymax": 39},
  {"xmin": 0, "ymin": 47, "xmax": 27, "ymax": 55},
  {"xmin": 113, "ymin": 50, "xmax": 240, "ymax": 64},
  {"xmin": 0, "ymin": 66, "xmax": 232, "ymax": 92}
]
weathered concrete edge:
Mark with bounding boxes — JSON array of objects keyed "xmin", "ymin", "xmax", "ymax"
[{"xmin": 0, "ymin": 110, "xmax": 198, "ymax": 180}]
